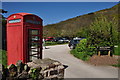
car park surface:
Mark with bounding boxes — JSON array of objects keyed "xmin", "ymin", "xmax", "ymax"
[{"xmin": 43, "ymin": 44, "xmax": 118, "ymax": 78}]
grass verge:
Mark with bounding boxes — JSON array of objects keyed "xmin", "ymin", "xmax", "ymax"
[
  {"xmin": 45, "ymin": 41, "xmax": 68, "ymax": 46},
  {"xmin": 112, "ymin": 64, "xmax": 120, "ymax": 67},
  {"xmin": 0, "ymin": 50, "xmax": 7, "ymax": 67},
  {"xmin": 114, "ymin": 45, "xmax": 119, "ymax": 55}
]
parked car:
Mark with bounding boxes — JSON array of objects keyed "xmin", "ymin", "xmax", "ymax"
[
  {"xmin": 53, "ymin": 37, "xmax": 63, "ymax": 42},
  {"xmin": 73, "ymin": 37, "xmax": 85, "ymax": 40},
  {"xmin": 68, "ymin": 39, "xmax": 80, "ymax": 49},
  {"xmin": 57, "ymin": 38, "xmax": 70, "ymax": 43},
  {"xmin": 68, "ymin": 37, "xmax": 86, "ymax": 49},
  {"xmin": 45, "ymin": 37, "xmax": 54, "ymax": 42}
]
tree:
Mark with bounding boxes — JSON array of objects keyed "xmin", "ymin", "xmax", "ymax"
[
  {"xmin": 0, "ymin": 9, "xmax": 7, "ymax": 13},
  {"xmin": 88, "ymin": 15, "xmax": 118, "ymax": 47},
  {"xmin": 1, "ymin": 9, "xmax": 7, "ymax": 50}
]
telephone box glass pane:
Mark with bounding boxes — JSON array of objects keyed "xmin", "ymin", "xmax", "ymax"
[
  {"xmin": 28, "ymin": 29, "xmax": 41, "ymax": 61},
  {"xmin": 31, "ymin": 30, "xmax": 39, "ymax": 35},
  {"xmin": 32, "ymin": 36, "xmax": 40, "ymax": 41}
]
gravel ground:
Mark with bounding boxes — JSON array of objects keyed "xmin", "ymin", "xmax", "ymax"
[{"xmin": 86, "ymin": 55, "xmax": 118, "ymax": 66}]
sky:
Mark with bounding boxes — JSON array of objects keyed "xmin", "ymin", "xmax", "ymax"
[
  {"xmin": 1, "ymin": 0, "xmax": 119, "ymax": 2},
  {"xmin": 2, "ymin": 2, "xmax": 118, "ymax": 26}
]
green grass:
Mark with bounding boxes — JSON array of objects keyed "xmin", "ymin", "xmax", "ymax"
[
  {"xmin": 70, "ymin": 49, "xmax": 90, "ymax": 61},
  {"xmin": 112, "ymin": 64, "xmax": 120, "ymax": 67},
  {"xmin": 0, "ymin": 51, "xmax": 2, "ymax": 64},
  {"xmin": 114, "ymin": 45, "xmax": 120, "ymax": 56},
  {"xmin": 45, "ymin": 41, "xmax": 68, "ymax": 46},
  {"xmin": 0, "ymin": 50, "xmax": 7, "ymax": 67}
]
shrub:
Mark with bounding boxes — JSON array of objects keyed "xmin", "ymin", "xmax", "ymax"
[
  {"xmin": 114, "ymin": 45, "xmax": 120, "ymax": 55},
  {"xmin": 71, "ymin": 39, "xmax": 96, "ymax": 61},
  {"xmin": 112, "ymin": 62, "xmax": 120, "ymax": 67},
  {"xmin": 0, "ymin": 50, "xmax": 7, "ymax": 67},
  {"xmin": 87, "ymin": 15, "xmax": 118, "ymax": 55}
]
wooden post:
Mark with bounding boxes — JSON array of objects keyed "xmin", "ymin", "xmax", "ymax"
[
  {"xmin": 98, "ymin": 51, "xmax": 101, "ymax": 56},
  {"xmin": 108, "ymin": 50, "xmax": 111, "ymax": 56}
]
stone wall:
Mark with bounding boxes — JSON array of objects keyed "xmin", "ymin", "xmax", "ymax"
[{"xmin": 2, "ymin": 58, "xmax": 67, "ymax": 80}]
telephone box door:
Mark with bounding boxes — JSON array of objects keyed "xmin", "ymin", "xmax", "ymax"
[{"xmin": 27, "ymin": 28, "xmax": 42, "ymax": 62}]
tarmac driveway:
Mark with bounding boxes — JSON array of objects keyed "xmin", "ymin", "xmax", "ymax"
[{"xmin": 43, "ymin": 44, "xmax": 118, "ymax": 78}]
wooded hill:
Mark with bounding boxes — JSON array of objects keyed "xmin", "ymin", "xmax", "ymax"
[{"xmin": 43, "ymin": 3, "xmax": 119, "ymax": 38}]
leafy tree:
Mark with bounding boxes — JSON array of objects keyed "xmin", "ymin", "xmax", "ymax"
[
  {"xmin": 88, "ymin": 15, "xmax": 118, "ymax": 47},
  {"xmin": 76, "ymin": 27, "xmax": 89, "ymax": 38},
  {"xmin": 0, "ymin": 9, "xmax": 8, "ymax": 13},
  {"xmin": 71, "ymin": 15, "xmax": 118, "ymax": 61}
]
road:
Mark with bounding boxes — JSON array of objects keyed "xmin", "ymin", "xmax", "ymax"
[{"xmin": 43, "ymin": 44, "xmax": 118, "ymax": 78}]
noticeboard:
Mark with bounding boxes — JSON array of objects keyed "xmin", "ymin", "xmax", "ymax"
[
  {"xmin": 97, "ymin": 46, "xmax": 113, "ymax": 56},
  {"xmin": 97, "ymin": 46, "xmax": 113, "ymax": 51}
]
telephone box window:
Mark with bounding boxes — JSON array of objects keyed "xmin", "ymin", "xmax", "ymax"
[
  {"xmin": 31, "ymin": 29, "xmax": 39, "ymax": 35},
  {"xmin": 26, "ymin": 20, "xmax": 41, "ymax": 24},
  {"xmin": 28, "ymin": 29, "xmax": 41, "ymax": 61}
]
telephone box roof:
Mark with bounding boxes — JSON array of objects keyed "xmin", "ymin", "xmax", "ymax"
[
  {"xmin": 7, "ymin": 13, "xmax": 41, "ymax": 19},
  {"xmin": 15, "ymin": 13, "xmax": 32, "ymax": 16}
]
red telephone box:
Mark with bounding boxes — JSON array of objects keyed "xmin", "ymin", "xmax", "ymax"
[{"xmin": 7, "ymin": 13, "xmax": 43, "ymax": 65}]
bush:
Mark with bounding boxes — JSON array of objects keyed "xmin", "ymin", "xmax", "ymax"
[
  {"xmin": 0, "ymin": 50, "xmax": 7, "ymax": 67},
  {"xmin": 71, "ymin": 39, "xmax": 96, "ymax": 61},
  {"xmin": 71, "ymin": 15, "xmax": 118, "ymax": 60},
  {"xmin": 114, "ymin": 45, "xmax": 120, "ymax": 55},
  {"xmin": 112, "ymin": 63, "xmax": 120, "ymax": 67}
]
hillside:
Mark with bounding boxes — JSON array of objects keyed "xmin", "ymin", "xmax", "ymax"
[{"xmin": 43, "ymin": 3, "xmax": 119, "ymax": 38}]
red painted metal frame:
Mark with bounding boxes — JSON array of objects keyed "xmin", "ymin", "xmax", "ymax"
[{"xmin": 7, "ymin": 13, "xmax": 43, "ymax": 65}]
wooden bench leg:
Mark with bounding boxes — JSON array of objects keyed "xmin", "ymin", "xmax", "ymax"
[
  {"xmin": 108, "ymin": 51, "xmax": 111, "ymax": 56},
  {"xmin": 98, "ymin": 51, "xmax": 101, "ymax": 56}
]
